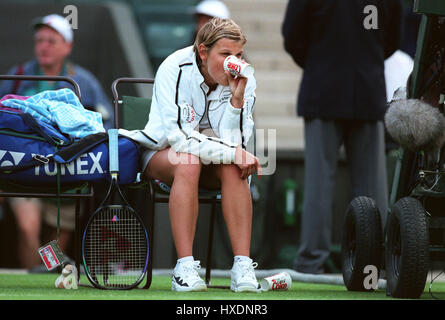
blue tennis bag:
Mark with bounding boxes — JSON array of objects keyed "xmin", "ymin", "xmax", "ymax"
[{"xmin": 0, "ymin": 110, "xmax": 141, "ymax": 186}]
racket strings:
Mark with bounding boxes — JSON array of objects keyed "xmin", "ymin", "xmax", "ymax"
[{"xmin": 84, "ymin": 206, "xmax": 148, "ymax": 288}]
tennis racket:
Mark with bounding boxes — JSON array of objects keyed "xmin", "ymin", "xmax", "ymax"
[{"xmin": 82, "ymin": 129, "xmax": 149, "ymax": 290}]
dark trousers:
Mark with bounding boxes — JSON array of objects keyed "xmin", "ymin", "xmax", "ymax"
[{"xmin": 295, "ymin": 118, "xmax": 388, "ymax": 274}]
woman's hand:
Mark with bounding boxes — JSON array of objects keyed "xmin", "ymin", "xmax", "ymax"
[
  {"xmin": 225, "ymin": 71, "xmax": 247, "ymax": 109},
  {"xmin": 234, "ymin": 146, "xmax": 262, "ymax": 179}
]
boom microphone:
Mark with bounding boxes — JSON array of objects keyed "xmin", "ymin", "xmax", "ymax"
[{"xmin": 384, "ymin": 98, "xmax": 445, "ymax": 152}]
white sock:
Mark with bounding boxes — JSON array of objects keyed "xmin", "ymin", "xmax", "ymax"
[
  {"xmin": 234, "ymin": 255, "xmax": 252, "ymax": 265},
  {"xmin": 177, "ymin": 256, "xmax": 194, "ymax": 264}
]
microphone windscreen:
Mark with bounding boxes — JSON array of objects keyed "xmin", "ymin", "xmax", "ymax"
[{"xmin": 385, "ymin": 99, "xmax": 445, "ymax": 152}]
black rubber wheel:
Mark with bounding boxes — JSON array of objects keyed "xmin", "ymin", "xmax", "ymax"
[
  {"xmin": 341, "ymin": 196, "xmax": 383, "ymax": 291},
  {"xmin": 385, "ymin": 197, "xmax": 429, "ymax": 299}
]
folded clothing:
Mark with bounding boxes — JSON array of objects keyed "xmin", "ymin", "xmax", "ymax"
[{"xmin": 1, "ymin": 88, "xmax": 104, "ymax": 138}]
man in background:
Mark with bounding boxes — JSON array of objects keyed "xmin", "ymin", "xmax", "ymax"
[
  {"xmin": 0, "ymin": 14, "xmax": 113, "ymax": 270},
  {"xmin": 282, "ymin": 0, "xmax": 403, "ymax": 274}
]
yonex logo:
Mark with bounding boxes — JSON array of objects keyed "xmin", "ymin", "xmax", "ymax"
[
  {"xmin": 0, "ymin": 150, "xmax": 25, "ymax": 167},
  {"xmin": 34, "ymin": 152, "xmax": 104, "ymax": 176},
  {"xmin": 0, "ymin": 149, "xmax": 104, "ymax": 176}
]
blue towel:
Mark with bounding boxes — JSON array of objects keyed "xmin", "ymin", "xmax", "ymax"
[{"xmin": 2, "ymin": 88, "xmax": 105, "ymax": 138}]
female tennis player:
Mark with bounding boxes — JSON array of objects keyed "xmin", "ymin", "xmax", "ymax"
[{"xmin": 120, "ymin": 18, "xmax": 261, "ymax": 292}]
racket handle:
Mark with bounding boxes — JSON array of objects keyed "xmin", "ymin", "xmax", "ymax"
[{"xmin": 108, "ymin": 129, "xmax": 119, "ymax": 173}]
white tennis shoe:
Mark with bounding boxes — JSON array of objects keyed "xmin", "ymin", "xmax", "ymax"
[
  {"xmin": 230, "ymin": 258, "xmax": 261, "ymax": 293},
  {"xmin": 171, "ymin": 260, "xmax": 207, "ymax": 292}
]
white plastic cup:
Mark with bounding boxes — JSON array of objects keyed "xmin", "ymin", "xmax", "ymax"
[
  {"xmin": 260, "ymin": 272, "xmax": 292, "ymax": 291},
  {"xmin": 223, "ymin": 55, "xmax": 254, "ymax": 78},
  {"xmin": 55, "ymin": 264, "xmax": 78, "ymax": 289}
]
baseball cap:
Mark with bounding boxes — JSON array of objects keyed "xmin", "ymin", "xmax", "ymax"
[
  {"xmin": 195, "ymin": 0, "xmax": 230, "ymax": 19},
  {"xmin": 33, "ymin": 14, "xmax": 73, "ymax": 43}
]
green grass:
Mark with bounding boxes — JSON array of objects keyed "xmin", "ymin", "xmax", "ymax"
[{"xmin": 1, "ymin": 274, "xmax": 445, "ymax": 300}]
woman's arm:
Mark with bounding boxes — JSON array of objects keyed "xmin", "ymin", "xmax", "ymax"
[{"xmin": 219, "ymin": 72, "xmax": 256, "ymax": 149}]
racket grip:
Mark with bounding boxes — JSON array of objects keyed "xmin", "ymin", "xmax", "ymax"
[{"xmin": 108, "ymin": 129, "xmax": 119, "ymax": 173}]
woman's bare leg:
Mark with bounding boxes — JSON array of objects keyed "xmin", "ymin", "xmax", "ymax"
[
  {"xmin": 202, "ymin": 164, "xmax": 252, "ymax": 257},
  {"xmin": 145, "ymin": 149, "xmax": 202, "ymax": 258}
]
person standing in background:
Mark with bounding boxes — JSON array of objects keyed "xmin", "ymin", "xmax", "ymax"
[{"xmin": 282, "ymin": 0, "xmax": 403, "ymax": 274}]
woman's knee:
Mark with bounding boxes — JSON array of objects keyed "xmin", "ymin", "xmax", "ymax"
[
  {"xmin": 172, "ymin": 153, "xmax": 202, "ymax": 182},
  {"xmin": 217, "ymin": 164, "xmax": 242, "ymax": 182},
  {"xmin": 144, "ymin": 149, "xmax": 201, "ymax": 185}
]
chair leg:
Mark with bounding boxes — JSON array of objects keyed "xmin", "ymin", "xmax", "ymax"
[
  {"xmin": 74, "ymin": 196, "xmax": 81, "ymax": 281},
  {"xmin": 205, "ymin": 197, "xmax": 217, "ymax": 286},
  {"xmin": 78, "ymin": 186, "xmax": 94, "ymax": 285},
  {"xmin": 144, "ymin": 184, "xmax": 156, "ymax": 289}
]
